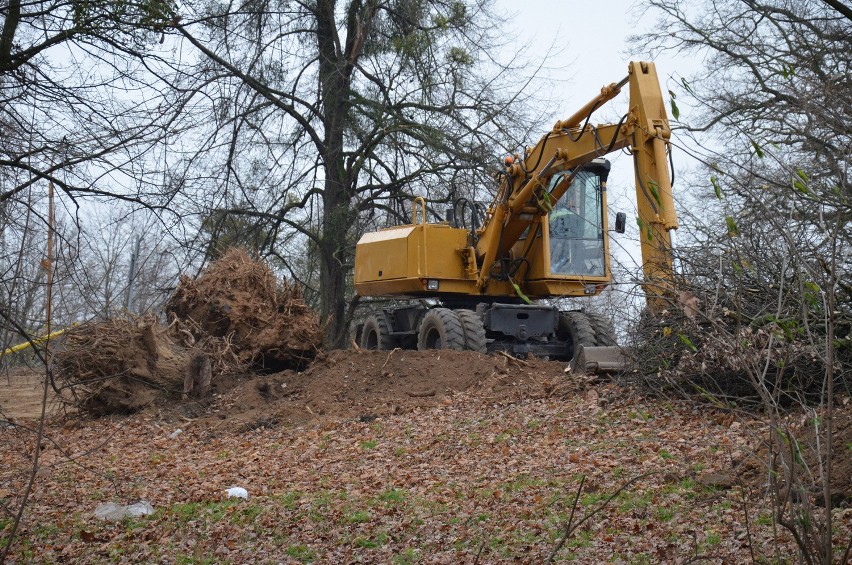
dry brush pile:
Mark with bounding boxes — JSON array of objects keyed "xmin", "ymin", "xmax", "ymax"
[{"xmin": 54, "ymin": 249, "xmax": 322, "ymax": 415}]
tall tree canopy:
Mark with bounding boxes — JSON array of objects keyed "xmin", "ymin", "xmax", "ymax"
[
  {"xmin": 0, "ymin": 0, "xmax": 192, "ymax": 346},
  {"xmin": 0, "ymin": 0, "xmax": 538, "ymax": 346}
]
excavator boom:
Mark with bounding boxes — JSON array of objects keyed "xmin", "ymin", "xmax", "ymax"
[{"xmin": 473, "ymin": 61, "xmax": 676, "ymax": 309}]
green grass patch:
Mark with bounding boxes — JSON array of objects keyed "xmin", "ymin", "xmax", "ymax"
[
  {"xmin": 285, "ymin": 544, "xmax": 317, "ymax": 563},
  {"xmin": 618, "ymin": 490, "xmax": 653, "ymax": 513},
  {"xmin": 392, "ymin": 548, "xmax": 419, "ymax": 564},
  {"xmin": 354, "ymin": 531, "xmax": 389, "ymax": 548},
  {"xmin": 345, "ymin": 509, "xmax": 371, "ymax": 524},
  {"xmin": 561, "ymin": 528, "xmax": 594, "ymax": 549},
  {"xmin": 377, "ymin": 488, "xmax": 406, "ymax": 505},
  {"xmin": 581, "ymin": 491, "xmax": 607, "ymax": 507},
  {"xmin": 360, "ymin": 439, "xmax": 378, "ymax": 450},
  {"xmin": 277, "ymin": 490, "xmax": 304, "ymax": 511},
  {"xmin": 704, "ymin": 531, "xmax": 721, "ymax": 548},
  {"xmin": 501, "ymin": 473, "xmax": 547, "ymax": 493},
  {"xmin": 175, "ymin": 555, "xmax": 218, "ymax": 565},
  {"xmin": 656, "ymin": 507, "xmax": 676, "ymax": 522},
  {"xmin": 232, "ymin": 503, "xmax": 263, "ymax": 524}
]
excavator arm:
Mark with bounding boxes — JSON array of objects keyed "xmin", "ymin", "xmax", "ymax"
[{"xmin": 473, "ymin": 61, "xmax": 677, "ymax": 311}]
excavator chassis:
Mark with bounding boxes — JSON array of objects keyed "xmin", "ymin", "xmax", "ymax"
[{"xmin": 356, "ymin": 302, "xmax": 628, "ymax": 374}]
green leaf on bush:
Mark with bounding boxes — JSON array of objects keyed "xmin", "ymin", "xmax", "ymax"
[
  {"xmin": 750, "ymin": 139, "xmax": 764, "ymax": 158},
  {"xmin": 793, "ymin": 180, "xmax": 809, "ymax": 194},
  {"xmin": 725, "ymin": 216, "xmax": 739, "ymax": 237},
  {"xmin": 711, "ymin": 176, "xmax": 722, "ymax": 199},
  {"xmin": 677, "ymin": 333, "xmax": 698, "ymax": 353}
]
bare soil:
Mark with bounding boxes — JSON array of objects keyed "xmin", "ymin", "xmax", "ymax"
[
  {"xmin": 176, "ymin": 350, "xmax": 586, "ymax": 431},
  {"xmin": 0, "ymin": 368, "xmax": 63, "ymax": 420}
]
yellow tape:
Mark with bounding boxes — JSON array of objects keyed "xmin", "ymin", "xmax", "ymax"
[{"xmin": 1, "ymin": 324, "xmax": 76, "ymax": 356}]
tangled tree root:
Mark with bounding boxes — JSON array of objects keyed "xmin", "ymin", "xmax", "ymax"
[{"xmin": 55, "ymin": 249, "xmax": 322, "ymax": 415}]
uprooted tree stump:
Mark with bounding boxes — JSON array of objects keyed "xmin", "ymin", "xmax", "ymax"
[
  {"xmin": 54, "ymin": 315, "xmax": 233, "ymax": 415},
  {"xmin": 165, "ymin": 248, "xmax": 322, "ymax": 371},
  {"xmin": 55, "ymin": 249, "xmax": 321, "ymax": 415}
]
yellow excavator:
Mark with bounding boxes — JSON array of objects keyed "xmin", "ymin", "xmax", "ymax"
[{"xmin": 353, "ymin": 61, "xmax": 678, "ymax": 372}]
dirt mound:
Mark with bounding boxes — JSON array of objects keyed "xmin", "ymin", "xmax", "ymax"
[
  {"xmin": 166, "ymin": 248, "xmax": 321, "ymax": 371},
  {"xmin": 190, "ymin": 350, "xmax": 588, "ymax": 431}
]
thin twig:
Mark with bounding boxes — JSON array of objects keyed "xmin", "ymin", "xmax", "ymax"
[
  {"xmin": 381, "ymin": 347, "xmax": 401, "ymax": 369},
  {"xmin": 498, "ymin": 350, "xmax": 529, "ymax": 366},
  {"xmin": 472, "ymin": 539, "xmax": 486, "ymax": 565},
  {"xmin": 548, "ymin": 472, "xmax": 655, "ymax": 563},
  {"xmin": 547, "ymin": 475, "xmax": 585, "ymax": 563}
]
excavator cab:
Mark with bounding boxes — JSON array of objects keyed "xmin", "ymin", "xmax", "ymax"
[{"xmin": 546, "ymin": 160, "xmax": 609, "ymax": 278}]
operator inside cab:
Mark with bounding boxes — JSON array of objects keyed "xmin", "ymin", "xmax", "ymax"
[{"xmin": 547, "ymin": 170, "xmax": 606, "ymax": 277}]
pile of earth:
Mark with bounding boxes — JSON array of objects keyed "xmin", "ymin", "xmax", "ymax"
[
  {"xmin": 161, "ymin": 349, "xmax": 595, "ymax": 431},
  {"xmin": 54, "ymin": 249, "xmax": 322, "ymax": 416}
]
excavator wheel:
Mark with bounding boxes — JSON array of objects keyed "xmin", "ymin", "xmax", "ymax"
[
  {"xmin": 456, "ymin": 309, "xmax": 487, "ymax": 353},
  {"xmin": 558, "ymin": 311, "xmax": 597, "ymax": 357},
  {"xmin": 558, "ymin": 311, "xmax": 627, "ymax": 374},
  {"xmin": 417, "ymin": 308, "xmax": 466, "ymax": 351},
  {"xmin": 584, "ymin": 311, "xmax": 618, "ymax": 346},
  {"xmin": 360, "ymin": 313, "xmax": 395, "ymax": 350}
]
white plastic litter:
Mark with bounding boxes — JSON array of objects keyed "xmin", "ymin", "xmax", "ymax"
[
  {"xmin": 94, "ymin": 500, "xmax": 154, "ymax": 521},
  {"xmin": 225, "ymin": 486, "xmax": 249, "ymax": 499},
  {"xmin": 169, "ymin": 428, "xmax": 183, "ymax": 439}
]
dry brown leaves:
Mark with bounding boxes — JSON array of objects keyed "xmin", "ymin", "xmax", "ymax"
[{"xmin": 3, "ymin": 356, "xmax": 848, "ymax": 563}]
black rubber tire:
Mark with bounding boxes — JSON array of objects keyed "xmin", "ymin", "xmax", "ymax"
[
  {"xmin": 456, "ymin": 309, "xmax": 487, "ymax": 353},
  {"xmin": 584, "ymin": 311, "xmax": 618, "ymax": 346},
  {"xmin": 360, "ymin": 313, "xmax": 395, "ymax": 350},
  {"xmin": 553, "ymin": 311, "xmax": 598, "ymax": 361},
  {"xmin": 417, "ymin": 308, "xmax": 466, "ymax": 351}
]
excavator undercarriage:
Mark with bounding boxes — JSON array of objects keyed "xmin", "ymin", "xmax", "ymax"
[{"xmin": 356, "ymin": 302, "xmax": 626, "ymax": 374}]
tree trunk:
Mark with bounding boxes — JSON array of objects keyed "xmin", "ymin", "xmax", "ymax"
[
  {"xmin": 318, "ymin": 198, "xmax": 354, "ymax": 348},
  {"xmin": 315, "ymin": 0, "xmax": 376, "ymax": 348}
]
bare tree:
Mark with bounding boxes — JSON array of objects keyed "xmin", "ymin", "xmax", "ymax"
[
  {"xmin": 634, "ymin": 1, "xmax": 851, "ymax": 562},
  {"xmin": 0, "ymin": 0, "xmax": 208, "ymax": 351},
  {"xmin": 166, "ymin": 0, "xmax": 542, "ymax": 346}
]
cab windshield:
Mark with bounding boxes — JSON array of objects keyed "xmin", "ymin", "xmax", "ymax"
[{"xmin": 547, "ymin": 170, "xmax": 605, "ymax": 276}]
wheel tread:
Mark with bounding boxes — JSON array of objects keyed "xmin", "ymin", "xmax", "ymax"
[
  {"xmin": 360, "ymin": 313, "xmax": 395, "ymax": 350},
  {"xmin": 417, "ymin": 308, "xmax": 466, "ymax": 350},
  {"xmin": 456, "ymin": 309, "xmax": 487, "ymax": 353},
  {"xmin": 584, "ymin": 311, "xmax": 617, "ymax": 346}
]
